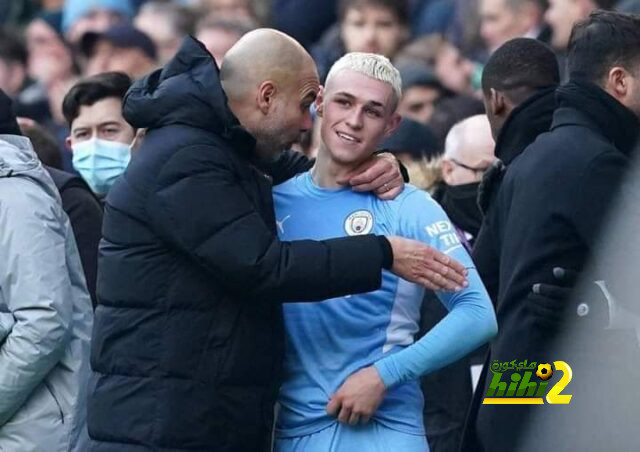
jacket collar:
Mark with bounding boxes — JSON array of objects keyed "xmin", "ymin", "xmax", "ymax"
[
  {"xmin": 552, "ymin": 79, "xmax": 639, "ymax": 156},
  {"xmin": 494, "ymin": 86, "xmax": 557, "ymax": 166}
]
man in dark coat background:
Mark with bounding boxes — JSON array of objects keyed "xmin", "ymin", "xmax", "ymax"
[
  {"xmin": 462, "ymin": 12, "xmax": 640, "ymax": 451},
  {"xmin": 474, "ymin": 37, "xmax": 560, "ymax": 301},
  {"xmin": 88, "ymin": 29, "xmax": 468, "ymax": 451}
]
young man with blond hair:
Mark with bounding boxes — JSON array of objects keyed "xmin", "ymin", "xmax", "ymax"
[{"xmin": 273, "ymin": 53, "xmax": 498, "ymax": 451}]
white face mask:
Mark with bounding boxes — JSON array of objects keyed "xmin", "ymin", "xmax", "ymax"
[{"xmin": 72, "ymin": 137, "xmax": 131, "ymax": 195}]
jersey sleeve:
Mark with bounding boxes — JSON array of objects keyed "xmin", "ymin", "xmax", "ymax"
[{"xmin": 374, "ymin": 189, "xmax": 498, "ymax": 388}]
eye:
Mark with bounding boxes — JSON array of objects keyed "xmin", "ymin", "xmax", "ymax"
[
  {"xmin": 365, "ymin": 108, "xmax": 382, "ymax": 118},
  {"xmin": 74, "ymin": 131, "xmax": 89, "ymax": 140},
  {"xmin": 376, "ymin": 20, "xmax": 395, "ymax": 29},
  {"xmin": 336, "ymin": 98, "xmax": 351, "ymax": 107}
]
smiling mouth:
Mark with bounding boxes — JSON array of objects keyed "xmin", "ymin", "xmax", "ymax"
[{"xmin": 336, "ymin": 131, "xmax": 361, "ymax": 143}]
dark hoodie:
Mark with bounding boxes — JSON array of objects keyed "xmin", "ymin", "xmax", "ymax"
[
  {"xmin": 462, "ymin": 80, "xmax": 638, "ymax": 452},
  {"xmin": 89, "ymin": 37, "xmax": 391, "ymax": 451}
]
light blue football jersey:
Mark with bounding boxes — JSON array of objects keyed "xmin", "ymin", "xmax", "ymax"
[{"xmin": 273, "ymin": 171, "xmax": 486, "ymax": 438}]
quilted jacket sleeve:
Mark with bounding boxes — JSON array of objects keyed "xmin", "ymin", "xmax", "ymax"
[{"xmin": 146, "ymin": 144, "xmax": 385, "ymax": 304}]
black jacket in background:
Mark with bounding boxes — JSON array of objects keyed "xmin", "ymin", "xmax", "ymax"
[
  {"xmin": 88, "ymin": 37, "xmax": 388, "ymax": 451},
  {"xmin": 474, "ymin": 86, "xmax": 557, "ymax": 301},
  {"xmin": 462, "ymin": 80, "xmax": 638, "ymax": 452},
  {"xmin": 46, "ymin": 166, "xmax": 103, "ymax": 308}
]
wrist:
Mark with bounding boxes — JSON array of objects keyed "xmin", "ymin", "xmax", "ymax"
[{"xmin": 377, "ymin": 236, "xmax": 393, "ymax": 270}]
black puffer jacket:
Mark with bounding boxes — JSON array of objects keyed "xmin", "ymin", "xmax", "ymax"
[{"xmin": 88, "ymin": 37, "xmax": 387, "ymax": 451}]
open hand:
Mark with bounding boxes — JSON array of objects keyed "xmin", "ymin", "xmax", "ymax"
[{"xmin": 338, "ymin": 153, "xmax": 404, "ymax": 200}]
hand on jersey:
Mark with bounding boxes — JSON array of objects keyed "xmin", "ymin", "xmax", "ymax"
[
  {"xmin": 326, "ymin": 366, "xmax": 386, "ymax": 425},
  {"xmin": 387, "ymin": 236, "xmax": 469, "ymax": 291},
  {"xmin": 337, "ymin": 152, "xmax": 404, "ymax": 200}
]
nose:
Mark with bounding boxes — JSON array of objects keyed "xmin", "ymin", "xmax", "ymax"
[{"xmin": 345, "ymin": 108, "xmax": 363, "ymax": 130}]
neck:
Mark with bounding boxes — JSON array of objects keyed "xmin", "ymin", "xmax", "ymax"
[{"xmin": 311, "ymin": 143, "xmax": 362, "ymax": 188}]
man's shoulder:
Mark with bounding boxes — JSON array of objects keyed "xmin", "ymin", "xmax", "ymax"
[{"xmin": 273, "ymin": 172, "xmax": 303, "ymax": 195}]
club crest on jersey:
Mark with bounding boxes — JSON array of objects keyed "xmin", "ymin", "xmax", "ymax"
[{"xmin": 344, "ymin": 210, "xmax": 374, "ymax": 236}]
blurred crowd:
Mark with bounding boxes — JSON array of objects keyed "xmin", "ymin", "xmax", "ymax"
[
  {"xmin": 1, "ymin": 0, "xmax": 640, "ymax": 451},
  {"xmin": 3, "ymin": 0, "xmax": 635, "ymax": 188}
]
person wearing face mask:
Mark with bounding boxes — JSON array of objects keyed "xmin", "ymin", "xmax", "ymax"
[
  {"xmin": 435, "ymin": 115, "xmax": 495, "ymax": 250},
  {"xmin": 62, "ymin": 71, "xmax": 135, "ymax": 198}
]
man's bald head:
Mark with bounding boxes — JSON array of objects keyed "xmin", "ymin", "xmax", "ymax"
[
  {"xmin": 444, "ymin": 115, "xmax": 494, "ymax": 164},
  {"xmin": 220, "ymin": 28, "xmax": 316, "ymax": 102},
  {"xmin": 218, "ymin": 29, "xmax": 320, "ymax": 159},
  {"xmin": 442, "ymin": 115, "xmax": 495, "ymax": 185}
]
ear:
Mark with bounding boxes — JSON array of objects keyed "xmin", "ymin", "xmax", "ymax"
[
  {"xmin": 441, "ymin": 159, "xmax": 455, "ymax": 185},
  {"xmin": 384, "ymin": 112, "xmax": 402, "ymax": 137},
  {"xmin": 65, "ymin": 135, "xmax": 73, "ymax": 151},
  {"xmin": 605, "ymin": 66, "xmax": 629, "ymax": 101},
  {"xmin": 257, "ymin": 80, "xmax": 277, "ymax": 115},
  {"xmin": 315, "ymin": 86, "xmax": 325, "ymax": 118},
  {"xmin": 490, "ymin": 88, "xmax": 506, "ymax": 117}
]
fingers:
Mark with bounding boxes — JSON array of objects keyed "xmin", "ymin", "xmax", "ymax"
[
  {"xmin": 433, "ymin": 252, "xmax": 467, "ymax": 276},
  {"xmin": 532, "ymin": 283, "xmax": 570, "ymax": 300},
  {"xmin": 417, "ymin": 272, "xmax": 458, "ymax": 292},
  {"xmin": 347, "ymin": 158, "xmax": 390, "ymax": 187},
  {"xmin": 348, "ymin": 412, "xmax": 360, "ymax": 426},
  {"xmin": 337, "ymin": 405, "xmax": 352, "ymax": 424},
  {"xmin": 376, "ymin": 181, "xmax": 403, "ymax": 200},
  {"xmin": 326, "ymin": 397, "xmax": 341, "ymax": 417},
  {"xmin": 351, "ymin": 168, "xmax": 396, "ymax": 193}
]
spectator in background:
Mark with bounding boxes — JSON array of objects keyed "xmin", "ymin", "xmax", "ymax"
[
  {"xmin": 312, "ymin": 0, "xmax": 410, "ymax": 81},
  {"xmin": 25, "ymin": 11, "xmax": 79, "ymax": 126},
  {"xmin": 428, "ymin": 94, "xmax": 485, "ymax": 148},
  {"xmin": 382, "ymin": 117, "xmax": 440, "ymax": 164},
  {"xmin": 382, "ymin": 116, "xmax": 442, "ymax": 193},
  {"xmin": 437, "ymin": 115, "xmax": 495, "ymax": 249},
  {"xmin": 271, "ymin": 0, "xmax": 338, "ymax": 48},
  {"xmin": 17, "ymin": 116, "xmax": 63, "ymax": 169},
  {"xmin": 134, "ymin": 1, "xmax": 195, "ymax": 64},
  {"xmin": 479, "ymin": 0, "xmax": 548, "ymax": 53},
  {"xmin": 394, "ymin": 35, "xmax": 476, "ymax": 96},
  {"xmin": 0, "ymin": 27, "xmax": 28, "ymax": 98},
  {"xmin": 463, "ymin": 12, "xmax": 640, "ymax": 451},
  {"xmin": 475, "ymin": 38, "xmax": 559, "ymax": 301},
  {"xmin": 19, "ymin": 117, "xmax": 104, "ymax": 308},
  {"xmin": 200, "ymin": 0, "xmax": 257, "ymax": 22},
  {"xmin": 195, "ymin": 16, "xmax": 256, "ymax": 65},
  {"xmin": 80, "ymin": 24, "xmax": 157, "ymax": 78},
  {"xmin": 0, "ymin": 88, "xmax": 93, "ymax": 452},
  {"xmin": 62, "ymin": 0, "xmax": 135, "ymax": 45},
  {"xmin": 545, "ymin": 0, "xmax": 616, "ymax": 52},
  {"xmin": 62, "ymin": 71, "xmax": 135, "ymax": 198},
  {"xmin": 397, "ymin": 62, "xmax": 449, "ymax": 124}
]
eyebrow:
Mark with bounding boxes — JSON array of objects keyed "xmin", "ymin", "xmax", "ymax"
[
  {"xmin": 72, "ymin": 121, "xmax": 123, "ymax": 133},
  {"xmin": 334, "ymin": 91, "xmax": 385, "ymax": 109}
]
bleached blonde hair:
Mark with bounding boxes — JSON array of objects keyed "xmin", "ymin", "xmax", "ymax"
[{"xmin": 325, "ymin": 52, "xmax": 403, "ymax": 109}]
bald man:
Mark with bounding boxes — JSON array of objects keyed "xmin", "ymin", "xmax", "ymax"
[
  {"xmin": 437, "ymin": 115, "xmax": 495, "ymax": 248},
  {"xmin": 88, "ymin": 30, "xmax": 468, "ymax": 451}
]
